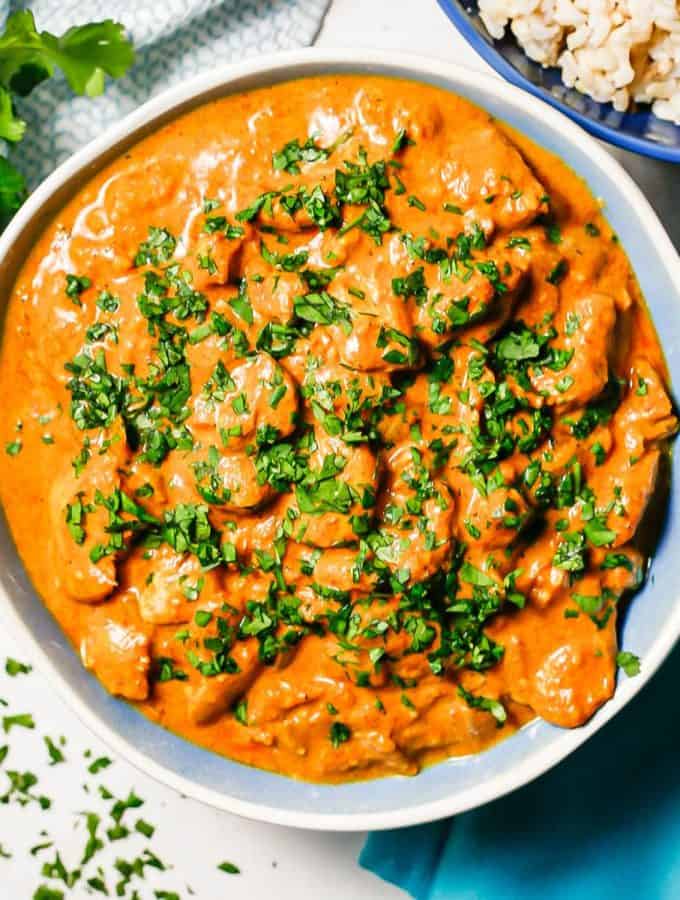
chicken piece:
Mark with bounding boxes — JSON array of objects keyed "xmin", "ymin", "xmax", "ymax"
[
  {"xmin": 449, "ymin": 472, "xmax": 532, "ymax": 552},
  {"xmin": 511, "ymin": 522, "xmax": 568, "ymax": 608},
  {"xmin": 246, "ymin": 641, "xmax": 332, "ymax": 726},
  {"xmin": 186, "ymin": 223, "xmax": 251, "ymax": 290},
  {"xmin": 587, "ymin": 449, "xmax": 661, "ymax": 548},
  {"xmin": 491, "ymin": 581, "xmax": 617, "ymax": 728},
  {"xmin": 300, "ymin": 237, "xmax": 419, "ymax": 372},
  {"xmin": 81, "ymin": 612, "xmax": 151, "ymax": 701},
  {"xmin": 126, "ymin": 545, "xmax": 223, "ymax": 625},
  {"xmin": 183, "ymin": 292, "xmax": 245, "ymax": 386},
  {"xmin": 161, "ymin": 444, "xmax": 275, "ymax": 515},
  {"xmin": 394, "ymin": 99, "xmax": 444, "ymax": 141},
  {"xmin": 283, "ymin": 543, "xmax": 377, "ymax": 595},
  {"xmin": 301, "ymin": 363, "xmax": 394, "ymax": 437},
  {"xmin": 214, "ymin": 451, "xmax": 275, "ymax": 512},
  {"xmin": 415, "ymin": 246, "xmax": 529, "ymax": 347},
  {"xmin": 531, "ymin": 635, "xmax": 615, "ymax": 728},
  {"xmin": 247, "ymin": 270, "xmax": 300, "ymax": 323},
  {"xmin": 229, "ymin": 504, "xmax": 287, "ymax": 558},
  {"xmin": 329, "ymin": 304, "xmax": 417, "ymax": 373},
  {"xmin": 257, "ymin": 193, "xmax": 320, "ymax": 232},
  {"xmin": 50, "ymin": 444, "xmax": 126, "ymax": 604},
  {"xmin": 186, "ymin": 640, "xmax": 262, "ymax": 725},
  {"xmin": 121, "ymin": 462, "xmax": 169, "ymax": 519},
  {"xmin": 312, "ymin": 227, "xmax": 362, "ymax": 267},
  {"xmin": 596, "ymin": 545, "xmax": 644, "ymax": 595},
  {"xmin": 290, "ymin": 431, "xmax": 380, "ymax": 547},
  {"xmin": 615, "ymin": 358, "xmax": 678, "ymax": 456},
  {"xmin": 97, "ymin": 273, "xmax": 166, "ymax": 383},
  {"xmin": 530, "ymin": 292, "xmax": 616, "ymax": 408},
  {"xmin": 315, "ymin": 726, "xmax": 414, "ymax": 778},
  {"xmin": 346, "ymin": 83, "xmax": 444, "ymax": 149},
  {"xmin": 376, "ymin": 444, "xmax": 455, "ymax": 583},
  {"xmin": 440, "ymin": 123, "xmax": 548, "ymax": 231},
  {"xmin": 395, "ymin": 689, "xmax": 501, "ymax": 756},
  {"xmin": 222, "ymin": 569, "xmax": 274, "ymax": 610},
  {"xmin": 412, "ymin": 343, "xmax": 496, "ymax": 466},
  {"xmin": 69, "ymin": 155, "xmax": 193, "ymax": 274},
  {"xmin": 190, "ymin": 352, "xmax": 298, "ymax": 450}
]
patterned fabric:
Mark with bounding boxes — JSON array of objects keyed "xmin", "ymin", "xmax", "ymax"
[{"xmin": 1, "ymin": 0, "xmax": 330, "ymax": 186}]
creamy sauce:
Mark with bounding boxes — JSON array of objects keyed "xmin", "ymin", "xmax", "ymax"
[{"xmin": 0, "ymin": 76, "xmax": 676, "ymax": 783}]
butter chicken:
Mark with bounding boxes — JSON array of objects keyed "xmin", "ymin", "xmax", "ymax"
[{"xmin": 0, "ymin": 76, "xmax": 676, "ymax": 782}]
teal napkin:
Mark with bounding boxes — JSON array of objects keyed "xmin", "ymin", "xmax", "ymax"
[{"xmin": 361, "ymin": 645, "xmax": 680, "ymax": 899}]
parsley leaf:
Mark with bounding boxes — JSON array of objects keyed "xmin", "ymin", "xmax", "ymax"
[
  {"xmin": 458, "ymin": 685, "xmax": 507, "ymax": 726},
  {"xmin": 272, "ymin": 136, "xmax": 330, "ymax": 173},
  {"xmin": 329, "ymin": 721, "xmax": 351, "ymax": 747},
  {"xmin": 218, "ymin": 861, "xmax": 241, "ymax": 875},
  {"xmin": 5, "ymin": 657, "xmax": 31, "ymax": 676},
  {"xmin": 616, "ymin": 650, "xmax": 640, "ymax": 677},
  {"xmin": 0, "ymin": 156, "xmax": 26, "ymax": 228},
  {"xmin": 0, "ymin": 12, "xmax": 134, "ymax": 98},
  {"xmin": 0, "ymin": 12, "xmax": 133, "ymax": 228}
]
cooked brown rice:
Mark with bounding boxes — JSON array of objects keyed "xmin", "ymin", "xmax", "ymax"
[{"xmin": 478, "ymin": 0, "xmax": 680, "ymax": 125}]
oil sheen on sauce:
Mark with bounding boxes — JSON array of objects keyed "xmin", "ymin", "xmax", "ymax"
[{"xmin": 0, "ymin": 76, "xmax": 676, "ymax": 783}]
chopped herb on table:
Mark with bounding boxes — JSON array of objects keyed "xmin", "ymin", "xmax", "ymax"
[{"xmin": 1, "ymin": 656, "xmax": 241, "ymax": 894}]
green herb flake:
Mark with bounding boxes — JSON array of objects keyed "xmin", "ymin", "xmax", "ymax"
[
  {"xmin": 458, "ymin": 685, "xmax": 507, "ymax": 726},
  {"xmin": 5, "ymin": 658, "xmax": 31, "ymax": 677},
  {"xmin": 2, "ymin": 713, "xmax": 35, "ymax": 733},
  {"xmin": 135, "ymin": 818, "xmax": 155, "ymax": 839},
  {"xmin": 44, "ymin": 736, "xmax": 65, "ymax": 766},
  {"xmin": 616, "ymin": 650, "xmax": 640, "ymax": 677},
  {"xmin": 87, "ymin": 756, "xmax": 112, "ymax": 775},
  {"xmin": 547, "ymin": 259, "xmax": 568, "ymax": 285},
  {"xmin": 329, "ymin": 721, "xmax": 351, "ymax": 748},
  {"xmin": 218, "ymin": 861, "xmax": 241, "ymax": 875}
]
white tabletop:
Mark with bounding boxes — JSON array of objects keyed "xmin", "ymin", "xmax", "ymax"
[{"xmin": 2, "ymin": 2, "xmax": 677, "ymax": 897}]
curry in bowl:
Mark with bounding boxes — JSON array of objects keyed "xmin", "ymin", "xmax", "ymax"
[{"xmin": 0, "ymin": 76, "xmax": 676, "ymax": 783}]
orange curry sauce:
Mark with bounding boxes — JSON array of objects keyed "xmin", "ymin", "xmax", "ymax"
[{"xmin": 0, "ymin": 76, "xmax": 676, "ymax": 782}]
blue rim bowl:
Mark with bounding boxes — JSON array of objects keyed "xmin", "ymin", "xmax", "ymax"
[{"xmin": 438, "ymin": 0, "xmax": 680, "ymax": 163}]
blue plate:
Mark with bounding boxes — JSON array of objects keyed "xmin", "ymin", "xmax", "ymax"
[{"xmin": 438, "ymin": 0, "xmax": 680, "ymax": 162}]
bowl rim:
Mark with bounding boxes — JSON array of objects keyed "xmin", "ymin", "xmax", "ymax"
[
  {"xmin": 436, "ymin": 0, "xmax": 680, "ymax": 163},
  {"xmin": 2, "ymin": 47, "xmax": 680, "ymax": 832}
]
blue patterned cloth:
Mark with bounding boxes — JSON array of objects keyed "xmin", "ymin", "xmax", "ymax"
[
  {"xmin": 1, "ymin": 0, "xmax": 330, "ymax": 186},
  {"xmin": 361, "ymin": 644, "xmax": 680, "ymax": 900}
]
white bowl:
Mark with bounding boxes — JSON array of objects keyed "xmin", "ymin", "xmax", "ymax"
[{"xmin": 1, "ymin": 49, "xmax": 679, "ymax": 832}]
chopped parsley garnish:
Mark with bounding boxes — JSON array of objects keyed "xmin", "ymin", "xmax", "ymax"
[
  {"xmin": 133, "ymin": 226, "xmax": 177, "ymax": 267},
  {"xmin": 616, "ymin": 651, "xmax": 640, "ymax": 676},
  {"xmin": 458, "ymin": 685, "xmax": 507, "ymax": 726},
  {"xmin": 547, "ymin": 259, "xmax": 568, "ymax": 285},
  {"xmin": 203, "ymin": 215, "xmax": 244, "ymax": 239},
  {"xmin": 329, "ymin": 721, "xmax": 351, "ymax": 748},
  {"xmin": 65, "ymin": 274, "xmax": 91, "ymax": 305},
  {"xmin": 293, "ymin": 291, "xmax": 350, "ymax": 328},
  {"xmin": 260, "ymin": 240, "xmax": 308, "ymax": 272},
  {"xmin": 2, "ymin": 712, "xmax": 35, "ymax": 733},
  {"xmin": 218, "ymin": 861, "xmax": 241, "ymax": 875},
  {"xmin": 5, "ymin": 658, "xmax": 31, "ymax": 677},
  {"xmin": 272, "ymin": 136, "xmax": 330, "ymax": 173}
]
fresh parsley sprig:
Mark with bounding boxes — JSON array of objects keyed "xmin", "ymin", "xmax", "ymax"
[{"xmin": 0, "ymin": 10, "xmax": 134, "ymax": 229}]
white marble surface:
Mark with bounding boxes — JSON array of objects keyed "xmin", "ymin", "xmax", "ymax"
[{"xmin": 1, "ymin": 1, "xmax": 678, "ymax": 898}]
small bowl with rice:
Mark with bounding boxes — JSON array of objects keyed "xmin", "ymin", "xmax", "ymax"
[{"xmin": 438, "ymin": 0, "xmax": 680, "ymax": 162}]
